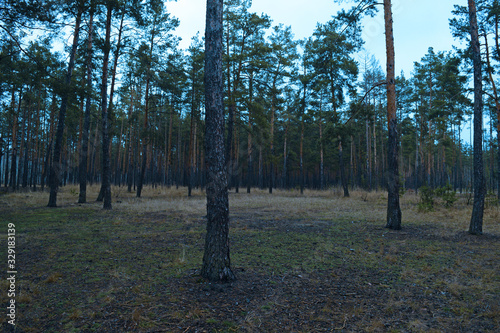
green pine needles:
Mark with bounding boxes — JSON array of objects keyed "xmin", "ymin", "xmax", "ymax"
[{"xmin": 418, "ymin": 184, "xmax": 457, "ymax": 211}]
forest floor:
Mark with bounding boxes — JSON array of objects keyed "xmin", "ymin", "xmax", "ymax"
[{"xmin": 0, "ymin": 185, "xmax": 499, "ymax": 332}]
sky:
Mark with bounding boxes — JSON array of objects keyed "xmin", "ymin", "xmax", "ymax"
[
  {"xmin": 167, "ymin": 0, "xmax": 464, "ymax": 76},
  {"xmin": 167, "ymin": 0, "xmax": 474, "ymax": 143}
]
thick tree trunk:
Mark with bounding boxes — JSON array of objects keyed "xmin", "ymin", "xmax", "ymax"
[
  {"xmin": 48, "ymin": 5, "xmax": 82, "ymax": 207},
  {"xmin": 384, "ymin": 0, "xmax": 402, "ymax": 230},
  {"xmin": 468, "ymin": 0, "xmax": 485, "ymax": 235},
  {"xmin": 201, "ymin": 0, "xmax": 235, "ymax": 282}
]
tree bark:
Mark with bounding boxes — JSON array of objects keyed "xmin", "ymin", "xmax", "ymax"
[
  {"xmin": 9, "ymin": 90, "xmax": 19, "ymax": 190},
  {"xmin": 137, "ymin": 12, "xmax": 159, "ymax": 197},
  {"xmin": 468, "ymin": 0, "xmax": 485, "ymax": 235},
  {"xmin": 79, "ymin": 4, "xmax": 94, "ymax": 203},
  {"xmin": 188, "ymin": 76, "xmax": 196, "ymax": 197},
  {"xmin": 166, "ymin": 103, "xmax": 174, "ymax": 187},
  {"xmin": 384, "ymin": 0, "xmax": 402, "ymax": 230},
  {"xmin": 201, "ymin": 0, "xmax": 235, "ymax": 282},
  {"xmin": 247, "ymin": 71, "xmax": 254, "ymax": 193},
  {"xmin": 268, "ymin": 74, "xmax": 280, "ymax": 194},
  {"xmin": 48, "ymin": 4, "xmax": 82, "ymax": 207},
  {"xmin": 300, "ymin": 80, "xmax": 306, "ymax": 194},
  {"xmin": 127, "ymin": 86, "xmax": 135, "ymax": 192},
  {"xmin": 99, "ymin": 2, "xmax": 113, "ymax": 209},
  {"xmin": 339, "ymin": 139, "xmax": 349, "ymax": 197},
  {"xmin": 22, "ymin": 102, "xmax": 31, "ymax": 188},
  {"xmin": 319, "ymin": 108, "xmax": 324, "ymax": 190}
]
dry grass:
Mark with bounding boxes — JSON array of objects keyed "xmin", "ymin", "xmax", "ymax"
[
  {"xmin": 1, "ymin": 185, "xmax": 499, "ymax": 332},
  {"xmin": 3, "ymin": 184, "xmax": 498, "ymax": 236}
]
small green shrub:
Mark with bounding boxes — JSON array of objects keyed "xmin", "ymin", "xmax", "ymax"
[
  {"xmin": 418, "ymin": 186, "xmax": 435, "ymax": 211},
  {"xmin": 419, "ymin": 184, "xmax": 457, "ymax": 211},
  {"xmin": 436, "ymin": 184, "xmax": 457, "ymax": 208},
  {"xmin": 485, "ymin": 191, "xmax": 499, "ymax": 208}
]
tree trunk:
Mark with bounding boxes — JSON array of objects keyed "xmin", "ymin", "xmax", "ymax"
[
  {"xmin": 188, "ymin": 75, "xmax": 197, "ymax": 197},
  {"xmin": 4, "ymin": 138, "xmax": 10, "ymax": 188},
  {"xmin": 339, "ymin": 139, "xmax": 349, "ymax": 197},
  {"xmin": 269, "ymin": 82, "xmax": 276, "ymax": 194},
  {"xmin": 0, "ymin": 138, "xmax": 3, "ymax": 187},
  {"xmin": 166, "ymin": 104, "xmax": 174, "ymax": 187},
  {"xmin": 176, "ymin": 113, "xmax": 182, "ymax": 188},
  {"xmin": 99, "ymin": 3, "xmax": 113, "ymax": 209},
  {"xmin": 258, "ymin": 144, "xmax": 263, "ymax": 189},
  {"xmin": 366, "ymin": 119, "xmax": 371, "ymax": 190},
  {"xmin": 137, "ymin": 16, "xmax": 158, "ymax": 197},
  {"xmin": 78, "ymin": 5, "xmax": 94, "ymax": 203},
  {"xmin": 109, "ymin": 12, "xmax": 125, "ymax": 187},
  {"xmin": 32, "ymin": 98, "xmax": 42, "ymax": 190},
  {"xmin": 247, "ymin": 71, "xmax": 254, "ymax": 194},
  {"xmin": 127, "ymin": 87, "xmax": 135, "ymax": 192},
  {"xmin": 48, "ymin": 4, "xmax": 82, "ymax": 207},
  {"xmin": 468, "ymin": 0, "xmax": 485, "ymax": 235},
  {"xmin": 319, "ymin": 108, "xmax": 324, "ymax": 190},
  {"xmin": 22, "ymin": 103, "xmax": 31, "ymax": 188},
  {"xmin": 10, "ymin": 90, "xmax": 19, "ymax": 190},
  {"xmin": 137, "ymin": 79, "xmax": 150, "ymax": 197},
  {"xmin": 283, "ymin": 119, "xmax": 288, "ymax": 189},
  {"xmin": 384, "ymin": 0, "xmax": 402, "ymax": 230},
  {"xmin": 225, "ymin": 23, "xmax": 233, "ymax": 171},
  {"xmin": 201, "ymin": 0, "xmax": 235, "ymax": 282}
]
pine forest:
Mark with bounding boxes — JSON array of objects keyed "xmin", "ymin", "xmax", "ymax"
[
  {"xmin": 1, "ymin": 0, "xmax": 499, "ymax": 331},
  {"xmin": 2, "ymin": 0, "xmax": 499, "ymax": 203}
]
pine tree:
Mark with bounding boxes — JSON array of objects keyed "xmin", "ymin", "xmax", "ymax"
[
  {"xmin": 78, "ymin": 1, "xmax": 95, "ymax": 204},
  {"xmin": 48, "ymin": 2, "xmax": 83, "ymax": 207},
  {"xmin": 201, "ymin": 0, "xmax": 235, "ymax": 282},
  {"xmin": 384, "ymin": 0, "xmax": 402, "ymax": 230},
  {"xmin": 468, "ymin": 0, "xmax": 485, "ymax": 235}
]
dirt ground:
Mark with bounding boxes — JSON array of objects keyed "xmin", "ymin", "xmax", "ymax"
[{"xmin": 1, "ymin": 186, "xmax": 499, "ymax": 332}]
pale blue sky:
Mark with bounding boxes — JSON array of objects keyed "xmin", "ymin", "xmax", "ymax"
[
  {"xmin": 168, "ymin": 0, "xmax": 463, "ymax": 76},
  {"xmin": 168, "ymin": 0, "xmax": 476, "ymax": 145}
]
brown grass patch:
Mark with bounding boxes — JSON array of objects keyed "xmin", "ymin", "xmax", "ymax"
[{"xmin": 0, "ymin": 185, "xmax": 498, "ymax": 332}]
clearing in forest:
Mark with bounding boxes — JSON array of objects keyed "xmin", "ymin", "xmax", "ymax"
[{"xmin": 0, "ymin": 186, "xmax": 499, "ymax": 332}]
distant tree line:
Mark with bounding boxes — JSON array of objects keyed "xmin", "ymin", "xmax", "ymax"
[{"xmin": 0, "ymin": 0, "xmax": 497, "ymax": 211}]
